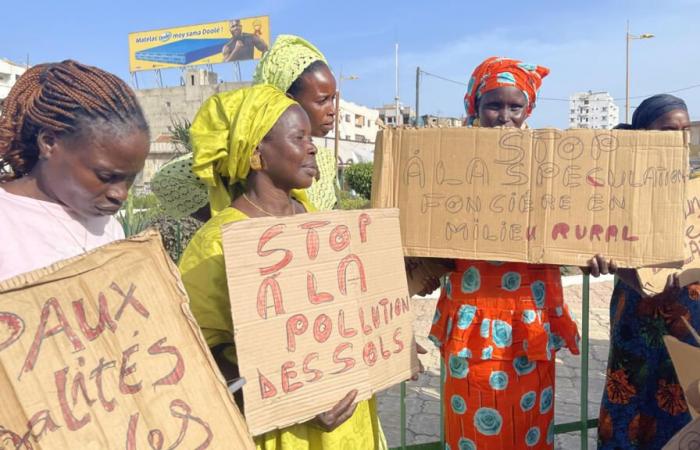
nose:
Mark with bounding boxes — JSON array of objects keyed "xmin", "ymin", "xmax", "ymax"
[
  {"xmin": 308, "ymin": 140, "xmax": 318, "ymax": 155},
  {"xmin": 106, "ymin": 181, "xmax": 129, "ymax": 206},
  {"xmin": 497, "ymin": 108, "xmax": 509, "ymax": 125}
]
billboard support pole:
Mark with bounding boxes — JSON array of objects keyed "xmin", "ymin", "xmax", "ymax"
[
  {"xmin": 131, "ymin": 72, "xmax": 140, "ymax": 90},
  {"xmin": 232, "ymin": 62, "xmax": 242, "ymax": 82},
  {"xmin": 154, "ymin": 70, "xmax": 164, "ymax": 88}
]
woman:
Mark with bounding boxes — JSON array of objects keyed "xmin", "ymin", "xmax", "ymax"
[
  {"xmin": 0, "ymin": 60, "xmax": 150, "ymax": 281},
  {"xmin": 597, "ymin": 94, "xmax": 694, "ymax": 450},
  {"xmin": 253, "ymin": 34, "xmax": 338, "ymax": 211},
  {"xmin": 428, "ymin": 57, "xmax": 580, "ymax": 450},
  {"xmin": 178, "ymin": 84, "xmax": 386, "ymax": 450}
]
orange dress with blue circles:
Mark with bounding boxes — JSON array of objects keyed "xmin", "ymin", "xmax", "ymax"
[{"xmin": 429, "ymin": 260, "xmax": 580, "ymax": 450}]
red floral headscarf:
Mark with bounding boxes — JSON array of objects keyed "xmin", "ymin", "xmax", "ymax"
[{"xmin": 464, "ymin": 56, "xmax": 550, "ymax": 125}]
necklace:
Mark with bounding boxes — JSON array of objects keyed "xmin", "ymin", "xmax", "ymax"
[
  {"xmin": 242, "ymin": 193, "xmax": 296, "ymax": 217},
  {"xmin": 35, "ymin": 199, "xmax": 89, "ymax": 253}
]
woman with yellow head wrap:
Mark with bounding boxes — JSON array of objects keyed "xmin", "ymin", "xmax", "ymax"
[
  {"xmin": 179, "ymin": 84, "xmax": 386, "ymax": 450},
  {"xmin": 254, "ymin": 35, "xmax": 339, "ymax": 211}
]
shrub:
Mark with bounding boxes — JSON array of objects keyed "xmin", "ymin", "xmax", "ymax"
[
  {"xmin": 337, "ymin": 190, "xmax": 370, "ymax": 210},
  {"xmin": 344, "ymin": 162, "xmax": 373, "ymax": 200}
]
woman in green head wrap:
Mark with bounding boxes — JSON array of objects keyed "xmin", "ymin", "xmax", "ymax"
[
  {"xmin": 179, "ymin": 84, "xmax": 386, "ymax": 450},
  {"xmin": 253, "ymin": 34, "xmax": 339, "ymax": 211}
]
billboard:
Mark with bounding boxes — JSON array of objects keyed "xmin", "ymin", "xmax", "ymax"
[{"xmin": 128, "ymin": 16, "xmax": 270, "ymax": 72}]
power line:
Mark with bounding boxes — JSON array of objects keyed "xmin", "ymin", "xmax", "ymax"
[{"xmin": 419, "ymin": 68, "xmax": 700, "ymax": 103}]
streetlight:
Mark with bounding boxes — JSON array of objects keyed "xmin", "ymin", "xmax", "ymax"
[
  {"xmin": 626, "ymin": 20, "xmax": 655, "ymax": 122},
  {"xmin": 334, "ymin": 74, "xmax": 359, "ymax": 164}
]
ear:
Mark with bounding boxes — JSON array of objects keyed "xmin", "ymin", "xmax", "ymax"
[{"xmin": 36, "ymin": 129, "xmax": 60, "ymax": 161}]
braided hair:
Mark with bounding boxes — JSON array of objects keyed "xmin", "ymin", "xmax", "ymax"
[{"xmin": 0, "ymin": 60, "xmax": 148, "ymax": 180}]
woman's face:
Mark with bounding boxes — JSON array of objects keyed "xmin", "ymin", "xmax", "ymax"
[
  {"xmin": 37, "ymin": 124, "xmax": 150, "ymax": 218},
  {"xmin": 291, "ymin": 64, "xmax": 337, "ymax": 137},
  {"xmin": 646, "ymin": 109, "xmax": 691, "ymax": 131},
  {"xmin": 477, "ymin": 86, "xmax": 529, "ymax": 128},
  {"xmin": 258, "ymin": 105, "xmax": 318, "ymax": 190}
]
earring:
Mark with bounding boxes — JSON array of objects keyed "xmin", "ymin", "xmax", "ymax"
[{"xmin": 250, "ymin": 153, "xmax": 262, "ymax": 171}]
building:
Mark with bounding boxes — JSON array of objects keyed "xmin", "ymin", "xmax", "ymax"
[
  {"xmin": 326, "ymin": 98, "xmax": 380, "ymax": 144},
  {"xmin": 134, "ymin": 69, "xmax": 378, "ymax": 187},
  {"xmin": 0, "ymin": 58, "xmax": 28, "ymax": 104},
  {"xmin": 376, "ymin": 103, "xmax": 415, "ymax": 127},
  {"xmin": 135, "ymin": 69, "xmax": 249, "ymax": 139},
  {"xmin": 133, "ymin": 69, "xmax": 250, "ymax": 188},
  {"xmin": 421, "ymin": 114, "xmax": 463, "ymax": 128},
  {"xmin": 569, "ymin": 91, "xmax": 619, "ymax": 129}
]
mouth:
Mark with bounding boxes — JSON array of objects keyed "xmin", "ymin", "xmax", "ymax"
[
  {"xmin": 301, "ymin": 163, "xmax": 319, "ymax": 177},
  {"xmin": 95, "ymin": 205, "xmax": 121, "ymax": 215}
]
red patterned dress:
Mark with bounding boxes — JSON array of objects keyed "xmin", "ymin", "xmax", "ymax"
[{"xmin": 429, "ymin": 260, "xmax": 580, "ymax": 450}]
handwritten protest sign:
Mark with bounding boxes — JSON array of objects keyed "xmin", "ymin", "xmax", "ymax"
[
  {"xmin": 372, "ymin": 127, "xmax": 688, "ymax": 267},
  {"xmin": 222, "ymin": 209, "xmax": 418, "ymax": 435},
  {"xmin": 638, "ymin": 177, "xmax": 700, "ymax": 295},
  {"xmin": 0, "ymin": 231, "xmax": 254, "ymax": 449}
]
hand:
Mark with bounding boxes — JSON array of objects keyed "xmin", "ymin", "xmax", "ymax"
[
  {"xmin": 313, "ymin": 390, "xmax": 358, "ymax": 432},
  {"xmin": 418, "ymin": 276, "xmax": 442, "ymax": 297},
  {"xmin": 410, "ymin": 343, "xmax": 428, "ymax": 381},
  {"xmin": 664, "ymin": 273, "xmax": 681, "ymax": 292},
  {"xmin": 583, "ymin": 254, "xmax": 618, "ymax": 277}
]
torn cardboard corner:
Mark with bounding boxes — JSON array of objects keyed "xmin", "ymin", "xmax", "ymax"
[
  {"xmin": 0, "ymin": 230, "xmax": 254, "ymax": 450},
  {"xmin": 664, "ymin": 334, "xmax": 700, "ymax": 421},
  {"xmin": 638, "ymin": 177, "xmax": 700, "ymax": 295},
  {"xmin": 663, "ymin": 331, "xmax": 700, "ymax": 449},
  {"xmin": 372, "ymin": 127, "xmax": 689, "ymax": 267},
  {"xmin": 222, "ymin": 209, "xmax": 418, "ymax": 435}
]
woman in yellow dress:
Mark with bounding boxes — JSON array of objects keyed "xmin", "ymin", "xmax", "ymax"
[{"xmin": 178, "ymin": 84, "xmax": 386, "ymax": 449}]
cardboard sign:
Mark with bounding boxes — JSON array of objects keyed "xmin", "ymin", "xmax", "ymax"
[
  {"xmin": 222, "ymin": 209, "xmax": 418, "ymax": 435},
  {"xmin": 371, "ymin": 127, "xmax": 688, "ymax": 267},
  {"xmin": 665, "ymin": 335, "xmax": 700, "ymax": 421},
  {"xmin": 638, "ymin": 178, "xmax": 700, "ymax": 295},
  {"xmin": 662, "ymin": 322, "xmax": 700, "ymax": 449},
  {"xmin": 0, "ymin": 231, "xmax": 254, "ymax": 449}
]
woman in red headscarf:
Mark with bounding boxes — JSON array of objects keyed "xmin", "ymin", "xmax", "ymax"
[{"xmin": 428, "ymin": 57, "xmax": 580, "ymax": 450}]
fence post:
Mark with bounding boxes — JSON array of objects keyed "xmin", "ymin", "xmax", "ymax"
[{"xmin": 580, "ymin": 274, "xmax": 591, "ymax": 449}]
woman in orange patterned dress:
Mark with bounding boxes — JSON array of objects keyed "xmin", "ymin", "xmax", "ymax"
[{"xmin": 428, "ymin": 57, "xmax": 581, "ymax": 450}]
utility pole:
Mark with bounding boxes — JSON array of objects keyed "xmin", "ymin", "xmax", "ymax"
[
  {"xmin": 415, "ymin": 66, "xmax": 421, "ymax": 126},
  {"xmin": 394, "ymin": 43, "xmax": 400, "ymax": 126}
]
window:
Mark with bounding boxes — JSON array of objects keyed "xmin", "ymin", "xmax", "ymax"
[
  {"xmin": 355, "ymin": 114, "xmax": 365, "ymax": 128},
  {"xmin": 355, "ymin": 134, "xmax": 366, "ymax": 142},
  {"xmin": 345, "ymin": 135, "xmax": 351, "ymax": 140},
  {"xmin": 345, "ymin": 114, "xmax": 351, "ymax": 123}
]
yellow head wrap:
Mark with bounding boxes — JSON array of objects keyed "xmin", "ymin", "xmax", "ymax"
[{"xmin": 189, "ymin": 84, "xmax": 297, "ymax": 215}]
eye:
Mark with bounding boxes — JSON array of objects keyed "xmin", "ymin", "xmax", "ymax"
[{"xmin": 96, "ymin": 171, "xmax": 113, "ymax": 183}]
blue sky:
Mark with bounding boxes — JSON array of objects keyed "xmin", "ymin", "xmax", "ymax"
[{"xmin": 2, "ymin": 0, "xmax": 699, "ymax": 128}]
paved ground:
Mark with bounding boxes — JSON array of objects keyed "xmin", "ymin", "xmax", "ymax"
[{"xmin": 376, "ymin": 276, "xmax": 615, "ymax": 449}]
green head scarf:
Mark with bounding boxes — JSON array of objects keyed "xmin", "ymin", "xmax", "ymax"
[
  {"xmin": 151, "ymin": 153, "xmax": 208, "ymax": 219},
  {"xmin": 253, "ymin": 34, "xmax": 328, "ymax": 93},
  {"xmin": 189, "ymin": 84, "xmax": 297, "ymax": 215}
]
